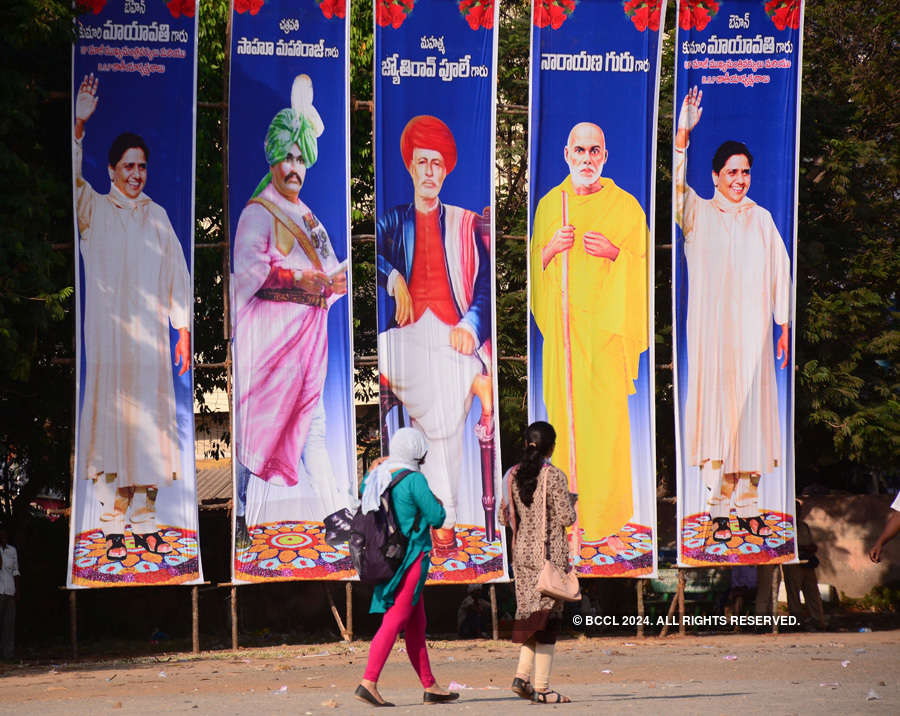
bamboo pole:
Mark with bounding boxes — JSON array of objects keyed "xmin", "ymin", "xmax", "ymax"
[
  {"xmin": 191, "ymin": 585, "xmax": 200, "ymax": 654},
  {"xmin": 636, "ymin": 581, "xmax": 645, "ymax": 638},
  {"xmin": 489, "ymin": 584, "xmax": 499, "ymax": 640},
  {"xmin": 230, "ymin": 584, "xmax": 238, "ymax": 650},
  {"xmin": 323, "ymin": 584, "xmax": 349, "ymax": 641},
  {"xmin": 677, "ymin": 570, "xmax": 686, "ymax": 636},
  {"xmin": 659, "ymin": 586, "xmax": 679, "ymax": 638},
  {"xmin": 345, "ymin": 582, "xmax": 353, "ymax": 642}
]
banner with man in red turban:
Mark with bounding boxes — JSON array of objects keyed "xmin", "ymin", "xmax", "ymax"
[{"xmin": 375, "ymin": 0, "xmax": 507, "ymax": 584}]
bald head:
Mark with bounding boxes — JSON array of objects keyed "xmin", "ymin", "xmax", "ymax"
[{"xmin": 564, "ymin": 122, "xmax": 608, "ymax": 195}]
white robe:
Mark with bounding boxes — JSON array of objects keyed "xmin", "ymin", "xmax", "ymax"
[
  {"xmin": 74, "ymin": 136, "xmax": 190, "ymax": 487},
  {"xmin": 674, "ymin": 147, "xmax": 791, "ymax": 475}
]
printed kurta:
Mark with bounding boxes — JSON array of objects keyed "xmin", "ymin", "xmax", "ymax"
[
  {"xmin": 233, "ymin": 183, "xmax": 340, "ymax": 486},
  {"xmin": 530, "ymin": 176, "xmax": 648, "ymax": 541},
  {"xmin": 674, "ymin": 148, "xmax": 791, "ymax": 474},
  {"xmin": 501, "ymin": 464, "xmax": 576, "ymax": 621},
  {"xmin": 74, "ymin": 137, "xmax": 190, "ymax": 488}
]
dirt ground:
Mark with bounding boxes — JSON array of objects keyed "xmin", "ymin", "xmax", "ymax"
[{"xmin": 1, "ymin": 630, "xmax": 898, "ymax": 715}]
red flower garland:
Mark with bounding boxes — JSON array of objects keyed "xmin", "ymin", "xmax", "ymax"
[
  {"xmin": 318, "ymin": 0, "xmax": 346, "ymax": 20},
  {"xmin": 459, "ymin": 0, "xmax": 494, "ymax": 30},
  {"xmin": 533, "ymin": 0, "xmax": 576, "ymax": 30},
  {"xmin": 234, "ymin": 0, "xmax": 265, "ymax": 15},
  {"xmin": 765, "ymin": 0, "xmax": 802, "ymax": 31},
  {"xmin": 76, "ymin": 0, "xmax": 106, "ymax": 14},
  {"xmin": 376, "ymin": 0, "xmax": 415, "ymax": 29},
  {"xmin": 678, "ymin": 0, "xmax": 719, "ymax": 32},
  {"xmin": 623, "ymin": 0, "xmax": 661, "ymax": 32},
  {"xmin": 166, "ymin": 0, "xmax": 195, "ymax": 19}
]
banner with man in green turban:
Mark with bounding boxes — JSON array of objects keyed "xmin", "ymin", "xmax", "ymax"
[{"xmin": 228, "ymin": 3, "xmax": 355, "ymax": 584}]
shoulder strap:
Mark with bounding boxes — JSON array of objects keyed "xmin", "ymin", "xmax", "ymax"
[
  {"xmin": 248, "ymin": 196, "xmax": 324, "ymax": 271},
  {"xmin": 387, "ymin": 468, "xmax": 414, "ymax": 491}
]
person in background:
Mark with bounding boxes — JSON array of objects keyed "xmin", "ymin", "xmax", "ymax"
[
  {"xmin": 0, "ymin": 526, "xmax": 20, "ymax": 660},
  {"xmin": 783, "ymin": 506, "xmax": 826, "ymax": 631},
  {"xmin": 457, "ymin": 584, "xmax": 491, "ymax": 638},
  {"xmin": 355, "ymin": 428, "xmax": 459, "ymax": 707},
  {"xmin": 869, "ymin": 491, "xmax": 900, "ymax": 563},
  {"xmin": 500, "ymin": 422, "xmax": 577, "ymax": 704}
]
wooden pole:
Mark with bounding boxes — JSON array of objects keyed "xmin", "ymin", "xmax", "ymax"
[
  {"xmin": 636, "ymin": 581, "xmax": 645, "ymax": 638},
  {"xmin": 772, "ymin": 565, "xmax": 782, "ymax": 634},
  {"xmin": 658, "ymin": 587, "xmax": 679, "ymax": 638},
  {"xmin": 323, "ymin": 584, "xmax": 349, "ymax": 641},
  {"xmin": 69, "ymin": 590, "xmax": 78, "ymax": 660},
  {"xmin": 345, "ymin": 582, "xmax": 353, "ymax": 642},
  {"xmin": 230, "ymin": 584, "xmax": 238, "ymax": 650},
  {"xmin": 677, "ymin": 570, "xmax": 686, "ymax": 636},
  {"xmin": 191, "ymin": 585, "xmax": 200, "ymax": 654},
  {"xmin": 489, "ymin": 584, "xmax": 499, "ymax": 640}
]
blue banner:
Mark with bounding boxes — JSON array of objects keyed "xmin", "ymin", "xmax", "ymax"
[
  {"xmin": 375, "ymin": 0, "xmax": 507, "ymax": 583},
  {"xmin": 68, "ymin": 0, "xmax": 201, "ymax": 588},
  {"xmin": 673, "ymin": 0, "xmax": 802, "ymax": 567},
  {"xmin": 527, "ymin": 0, "xmax": 663, "ymax": 578},
  {"xmin": 228, "ymin": 0, "xmax": 355, "ymax": 582}
]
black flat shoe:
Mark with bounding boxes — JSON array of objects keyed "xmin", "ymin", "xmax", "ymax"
[
  {"xmin": 423, "ymin": 690, "xmax": 460, "ymax": 704},
  {"xmin": 354, "ymin": 684, "xmax": 394, "ymax": 707},
  {"xmin": 511, "ymin": 677, "xmax": 534, "ymax": 699},
  {"xmin": 711, "ymin": 517, "xmax": 733, "ymax": 543}
]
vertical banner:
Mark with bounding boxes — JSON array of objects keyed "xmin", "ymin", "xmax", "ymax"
[
  {"xmin": 228, "ymin": 1, "xmax": 356, "ymax": 582},
  {"xmin": 68, "ymin": 1, "xmax": 202, "ymax": 587},
  {"xmin": 528, "ymin": 0, "xmax": 663, "ymax": 578},
  {"xmin": 673, "ymin": 0, "xmax": 802, "ymax": 566},
  {"xmin": 375, "ymin": 0, "xmax": 507, "ymax": 583}
]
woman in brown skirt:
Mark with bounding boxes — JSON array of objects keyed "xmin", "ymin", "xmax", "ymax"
[{"xmin": 500, "ymin": 421, "xmax": 577, "ymax": 704}]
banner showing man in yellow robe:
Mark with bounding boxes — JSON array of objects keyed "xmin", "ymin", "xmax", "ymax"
[{"xmin": 530, "ymin": 122, "xmax": 649, "ymax": 552}]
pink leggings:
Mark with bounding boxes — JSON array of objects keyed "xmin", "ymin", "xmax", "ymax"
[{"xmin": 363, "ymin": 553, "xmax": 435, "ymax": 687}]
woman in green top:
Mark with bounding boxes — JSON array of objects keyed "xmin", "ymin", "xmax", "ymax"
[{"xmin": 355, "ymin": 428, "xmax": 460, "ymax": 707}]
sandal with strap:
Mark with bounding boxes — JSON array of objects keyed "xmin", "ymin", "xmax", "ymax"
[
  {"xmin": 711, "ymin": 517, "xmax": 733, "ymax": 543},
  {"xmin": 737, "ymin": 515, "xmax": 772, "ymax": 538},
  {"xmin": 133, "ymin": 530, "xmax": 173, "ymax": 555},
  {"xmin": 532, "ymin": 689, "xmax": 571, "ymax": 704},
  {"xmin": 105, "ymin": 533, "xmax": 127, "ymax": 561},
  {"xmin": 511, "ymin": 677, "xmax": 534, "ymax": 700}
]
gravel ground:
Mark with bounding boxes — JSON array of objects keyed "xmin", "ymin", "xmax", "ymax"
[{"xmin": 0, "ymin": 631, "xmax": 897, "ymax": 715}]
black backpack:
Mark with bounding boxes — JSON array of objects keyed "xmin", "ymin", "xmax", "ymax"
[{"xmin": 348, "ymin": 469, "xmax": 417, "ymax": 584}]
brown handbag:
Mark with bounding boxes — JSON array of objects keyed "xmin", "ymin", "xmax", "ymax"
[{"xmin": 535, "ymin": 470, "xmax": 581, "ymax": 602}]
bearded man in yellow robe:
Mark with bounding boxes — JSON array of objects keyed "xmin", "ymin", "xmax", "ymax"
[{"xmin": 530, "ymin": 122, "xmax": 648, "ymax": 547}]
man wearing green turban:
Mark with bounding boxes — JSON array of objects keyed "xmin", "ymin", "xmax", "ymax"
[{"xmin": 231, "ymin": 75, "xmax": 353, "ymax": 549}]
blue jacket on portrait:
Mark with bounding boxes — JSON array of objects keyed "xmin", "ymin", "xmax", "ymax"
[{"xmin": 376, "ymin": 201, "xmax": 491, "ymax": 346}]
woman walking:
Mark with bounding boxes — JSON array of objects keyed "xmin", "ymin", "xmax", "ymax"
[
  {"xmin": 355, "ymin": 427, "xmax": 460, "ymax": 707},
  {"xmin": 500, "ymin": 421, "xmax": 577, "ymax": 704}
]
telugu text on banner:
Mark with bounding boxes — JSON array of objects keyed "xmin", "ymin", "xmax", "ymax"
[{"xmin": 228, "ymin": 0, "xmax": 356, "ymax": 583}]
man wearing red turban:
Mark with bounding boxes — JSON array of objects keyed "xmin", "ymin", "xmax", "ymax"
[{"xmin": 377, "ymin": 115, "xmax": 494, "ymax": 556}]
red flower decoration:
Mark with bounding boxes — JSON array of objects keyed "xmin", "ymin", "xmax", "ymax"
[
  {"xmin": 166, "ymin": 0, "xmax": 195, "ymax": 18},
  {"xmin": 76, "ymin": 0, "xmax": 105, "ymax": 14},
  {"xmin": 234, "ymin": 0, "xmax": 264, "ymax": 15},
  {"xmin": 459, "ymin": 0, "xmax": 493, "ymax": 30},
  {"xmin": 765, "ymin": 0, "xmax": 802, "ymax": 30},
  {"xmin": 376, "ymin": 0, "xmax": 415, "ymax": 28},
  {"xmin": 533, "ymin": 0, "xmax": 576, "ymax": 30},
  {"xmin": 624, "ymin": 0, "xmax": 661, "ymax": 33},
  {"xmin": 318, "ymin": 0, "xmax": 346, "ymax": 20},
  {"xmin": 677, "ymin": 0, "xmax": 719, "ymax": 31}
]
